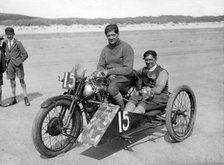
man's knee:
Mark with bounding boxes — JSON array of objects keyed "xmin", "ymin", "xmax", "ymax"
[
  {"xmin": 138, "ymin": 102, "xmax": 147, "ymax": 110},
  {"xmin": 20, "ymin": 79, "xmax": 26, "ymax": 88},
  {"xmin": 20, "ymin": 79, "xmax": 25, "ymax": 84},
  {"xmin": 10, "ymin": 79, "xmax": 16, "ymax": 88},
  {"xmin": 108, "ymin": 81, "xmax": 127, "ymax": 96},
  {"xmin": 134, "ymin": 104, "xmax": 146, "ymax": 114},
  {"xmin": 108, "ymin": 85, "xmax": 119, "ymax": 96}
]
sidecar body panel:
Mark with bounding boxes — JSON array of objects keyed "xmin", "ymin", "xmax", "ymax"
[{"xmin": 77, "ymin": 103, "xmax": 119, "ymax": 147}]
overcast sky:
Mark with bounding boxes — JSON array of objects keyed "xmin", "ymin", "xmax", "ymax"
[{"xmin": 1, "ymin": 0, "xmax": 224, "ymax": 18}]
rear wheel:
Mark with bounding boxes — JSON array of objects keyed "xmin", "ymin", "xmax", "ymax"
[
  {"xmin": 166, "ymin": 85, "xmax": 196, "ymax": 142},
  {"xmin": 32, "ymin": 99, "xmax": 82, "ymax": 157}
]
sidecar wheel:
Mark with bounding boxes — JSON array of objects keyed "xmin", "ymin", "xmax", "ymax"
[
  {"xmin": 166, "ymin": 85, "xmax": 196, "ymax": 142},
  {"xmin": 32, "ymin": 99, "xmax": 81, "ymax": 157}
]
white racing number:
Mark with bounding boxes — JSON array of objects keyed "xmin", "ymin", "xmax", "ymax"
[
  {"xmin": 62, "ymin": 72, "xmax": 75, "ymax": 89},
  {"xmin": 118, "ymin": 111, "xmax": 130, "ymax": 133}
]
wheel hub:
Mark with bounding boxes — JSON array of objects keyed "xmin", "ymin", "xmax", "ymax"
[{"xmin": 47, "ymin": 117, "xmax": 63, "ymax": 136}]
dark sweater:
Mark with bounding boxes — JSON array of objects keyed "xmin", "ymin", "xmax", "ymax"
[
  {"xmin": 0, "ymin": 42, "xmax": 6, "ymax": 73},
  {"xmin": 139, "ymin": 65, "xmax": 169, "ymax": 94},
  {"xmin": 97, "ymin": 40, "xmax": 134, "ymax": 76}
]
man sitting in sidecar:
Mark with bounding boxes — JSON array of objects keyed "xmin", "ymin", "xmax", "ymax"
[{"xmin": 124, "ymin": 50, "xmax": 169, "ymax": 114}]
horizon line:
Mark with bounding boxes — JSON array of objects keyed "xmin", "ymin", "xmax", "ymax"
[{"xmin": 1, "ymin": 12, "xmax": 224, "ymax": 20}]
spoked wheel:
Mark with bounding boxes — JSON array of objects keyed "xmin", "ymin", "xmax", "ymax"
[
  {"xmin": 32, "ymin": 99, "xmax": 82, "ymax": 157},
  {"xmin": 166, "ymin": 85, "xmax": 196, "ymax": 142}
]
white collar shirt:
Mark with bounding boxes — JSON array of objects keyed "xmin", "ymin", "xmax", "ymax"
[
  {"xmin": 8, "ymin": 38, "xmax": 14, "ymax": 49},
  {"xmin": 149, "ymin": 64, "xmax": 157, "ymax": 72}
]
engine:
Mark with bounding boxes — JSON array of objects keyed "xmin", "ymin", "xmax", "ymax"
[
  {"xmin": 83, "ymin": 72, "xmax": 107, "ymax": 98},
  {"xmin": 82, "ymin": 83, "xmax": 104, "ymax": 116},
  {"xmin": 82, "ymin": 72, "xmax": 108, "ymax": 117},
  {"xmin": 83, "ymin": 83, "xmax": 107, "ymax": 97},
  {"xmin": 83, "ymin": 83, "xmax": 94, "ymax": 97}
]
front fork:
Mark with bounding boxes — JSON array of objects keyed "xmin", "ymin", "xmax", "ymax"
[
  {"xmin": 63, "ymin": 80, "xmax": 84, "ymax": 130},
  {"xmin": 63, "ymin": 97, "xmax": 79, "ymax": 129}
]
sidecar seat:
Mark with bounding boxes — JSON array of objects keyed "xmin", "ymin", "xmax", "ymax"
[
  {"xmin": 145, "ymin": 104, "xmax": 166, "ymax": 116},
  {"xmin": 145, "ymin": 92, "xmax": 171, "ymax": 116}
]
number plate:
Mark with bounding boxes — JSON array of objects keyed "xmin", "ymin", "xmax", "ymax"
[{"xmin": 62, "ymin": 72, "xmax": 75, "ymax": 89}]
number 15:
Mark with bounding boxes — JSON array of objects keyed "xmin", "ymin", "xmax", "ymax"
[{"xmin": 118, "ymin": 111, "xmax": 130, "ymax": 133}]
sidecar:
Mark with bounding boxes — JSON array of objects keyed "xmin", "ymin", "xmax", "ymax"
[{"xmin": 78, "ymin": 85, "xmax": 196, "ymax": 146}]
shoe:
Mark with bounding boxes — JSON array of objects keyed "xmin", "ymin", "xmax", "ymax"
[
  {"xmin": 5, "ymin": 97, "xmax": 17, "ymax": 107},
  {"xmin": 24, "ymin": 97, "xmax": 30, "ymax": 106}
]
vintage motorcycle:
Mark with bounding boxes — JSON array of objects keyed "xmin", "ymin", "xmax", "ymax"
[
  {"xmin": 32, "ymin": 64, "xmax": 196, "ymax": 158},
  {"xmin": 32, "ymin": 64, "xmax": 139, "ymax": 157}
]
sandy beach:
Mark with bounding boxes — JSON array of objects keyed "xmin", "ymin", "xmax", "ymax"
[{"xmin": 0, "ymin": 26, "xmax": 224, "ymax": 165}]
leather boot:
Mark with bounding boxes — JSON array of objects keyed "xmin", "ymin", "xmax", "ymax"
[
  {"xmin": 113, "ymin": 93, "xmax": 124, "ymax": 110},
  {"xmin": 24, "ymin": 97, "xmax": 30, "ymax": 106}
]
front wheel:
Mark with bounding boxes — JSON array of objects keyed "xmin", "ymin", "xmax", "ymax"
[
  {"xmin": 32, "ymin": 99, "xmax": 82, "ymax": 157},
  {"xmin": 166, "ymin": 85, "xmax": 197, "ymax": 142}
]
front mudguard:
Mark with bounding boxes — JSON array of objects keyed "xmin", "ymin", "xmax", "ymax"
[{"xmin": 40, "ymin": 95, "xmax": 73, "ymax": 108}]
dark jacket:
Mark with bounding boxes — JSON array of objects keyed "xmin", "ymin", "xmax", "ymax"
[
  {"xmin": 5, "ymin": 38, "xmax": 28, "ymax": 66},
  {"xmin": 0, "ymin": 41, "xmax": 6, "ymax": 73}
]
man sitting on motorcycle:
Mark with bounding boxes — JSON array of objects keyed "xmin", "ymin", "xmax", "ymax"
[
  {"xmin": 124, "ymin": 50, "xmax": 169, "ymax": 114},
  {"xmin": 97, "ymin": 24, "xmax": 134, "ymax": 110}
]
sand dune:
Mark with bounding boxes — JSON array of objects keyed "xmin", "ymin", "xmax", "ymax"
[{"xmin": 0, "ymin": 22, "xmax": 223, "ymax": 34}]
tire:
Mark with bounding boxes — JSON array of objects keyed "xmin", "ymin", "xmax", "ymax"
[
  {"xmin": 32, "ymin": 99, "xmax": 82, "ymax": 157},
  {"xmin": 166, "ymin": 85, "xmax": 196, "ymax": 142}
]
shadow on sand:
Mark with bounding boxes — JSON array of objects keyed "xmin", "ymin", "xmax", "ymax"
[
  {"xmin": 36, "ymin": 125, "xmax": 175, "ymax": 159},
  {"xmin": 80, "ymin": 126, "xmax": 167, "ymax": 160},
  {"xmin": 2, "ymin": 92, "xmax": 43, "ymax": 104}
]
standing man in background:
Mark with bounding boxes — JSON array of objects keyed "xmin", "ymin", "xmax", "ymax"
[
  {"xmin": 97, "ymin": 24, "xmax": 134, "ymax": 110},
  {"xmin": 4, "ymin": 27, "xmax": 30, "ymax": 106}
]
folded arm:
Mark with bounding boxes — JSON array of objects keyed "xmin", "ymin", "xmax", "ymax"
[
  {"xmin": 17, "ymin": 41, "xmax": 28, "ymax": 62},
  {"xmin": 152, "ymin": 70, "xmax": 168, "ymax": 94}
]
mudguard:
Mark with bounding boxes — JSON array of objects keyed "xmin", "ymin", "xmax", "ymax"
[{"xmin": 40, "ymin": 95, "xmax": 72, "ymax": 108}]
